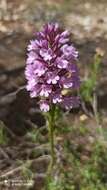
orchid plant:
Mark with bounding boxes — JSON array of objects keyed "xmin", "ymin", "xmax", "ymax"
[{"xmin": 25, "ymin": 23, "xmax": 80, "ymax": 171}]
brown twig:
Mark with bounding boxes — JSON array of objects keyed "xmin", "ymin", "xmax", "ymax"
[
  {"xmin": 0, "ymin": 147, "xmax": 9, "ymax": 160},
  {"xmin": 0, "ymin": 155, "xmax": 50, "ymax": 178},
  {"xmin": 0, "ymin": 86, "xmax": 26, "ymax": 106}
]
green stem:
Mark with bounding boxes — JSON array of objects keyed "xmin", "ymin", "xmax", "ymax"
[
  {"xmin": 48, "ymin": 105, "xmax": 56, "ymax": 171},
  {"xmin": 93, "ymin": 91, "xmax": 104, "ymax": 139}
]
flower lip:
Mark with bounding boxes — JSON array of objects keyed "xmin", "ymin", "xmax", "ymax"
[
  {"xmin": 61, "ymin": 44, "xmax": 78, "ymax": 60},
  {"xmin": 40, "ymin": 85, "xmax": 52, "ymax": 97},
  {"xmin": 40, "ymin": 100, "xmax": 50, "ymax": 112},
  {"xmin": 61, "ymin": 96, "xmax": 80, "ymax": 109},
  {"xmin": 46, "ymin": 72, "xmax": 60, "ymax": 84},
  {"xmin": 52, "ymin": 92, "xmax": 62, "ymax": 104},
  {"xmin": 56, "ymin": 57, "xmax": 69, "ymax": 69},
  {"xmin": 40, "ymin": 48, "xmax": 53, "ymax": 61},
  {"xmin": 33, "ymin": 61, "xmax": 47, "ymax": 76}
]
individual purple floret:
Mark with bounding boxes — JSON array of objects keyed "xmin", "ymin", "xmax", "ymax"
[{"xmin": 25, "ymin": 23, "xmax": 80, "ymax": 112}]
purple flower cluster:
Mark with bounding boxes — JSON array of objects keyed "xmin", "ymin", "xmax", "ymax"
[{"xmin": 25, "ymin": 23, "xmax": 80, "ymax": 112}]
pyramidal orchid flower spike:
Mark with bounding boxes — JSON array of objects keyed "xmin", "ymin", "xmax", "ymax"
[
  {"xmin": 25, "ymin": 23, "xmax": 80, "ymax": 172},
  {"xmin": 25, "ymin": 23, "xmax": 80, "ymax": 111}
]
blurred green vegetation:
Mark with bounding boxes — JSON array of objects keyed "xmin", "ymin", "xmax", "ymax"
[
  {"xmin": 0, "ymin": 121, "xmax": 9, "ymax": 145},
  {"xmin": 46, "ymin": 123, "xmax": 107, "ymax": 190}
]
